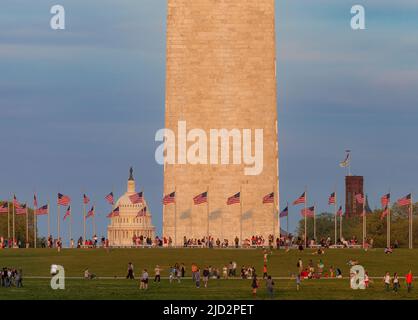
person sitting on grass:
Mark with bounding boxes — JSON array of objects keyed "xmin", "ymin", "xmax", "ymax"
[
  {"xmin": 84, "ymin": 268, "xmax": 96, "ymax": 280},
  {"xmin": 384, "ymin": 247, "xmax": 393, "ymax": 254},
  {"xmin": 364, "ymin": 271, "xmax": 370, "ymax": 288},
  {"xmin": 347, "ymin": 259, "xmax": 359, "ymax": 267},
  {"xmin": 336, "ymin": 268, "xmax": 343, "ymax": 279}
]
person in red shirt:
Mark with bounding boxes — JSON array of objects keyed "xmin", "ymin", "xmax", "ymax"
[
  {"xmin": 406, "ymin": 270, "xmax": 413, "ymax": 293},
  {"xmin": 263, "ymin": 264, "xmax": 268, "ymax": 279}
]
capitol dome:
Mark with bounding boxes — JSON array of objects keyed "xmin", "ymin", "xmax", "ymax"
[{"xmin": 107, "ymin": 168, "xmax": 156, "ymax": 246}]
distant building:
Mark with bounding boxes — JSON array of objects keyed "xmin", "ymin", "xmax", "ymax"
[
  {"xmin": 345, "ymin": 176, "xmax": 364, "ymax": 216},
  {"xmin": 107, "ymin": 168, "xmax": 155, "ymax": 246}
]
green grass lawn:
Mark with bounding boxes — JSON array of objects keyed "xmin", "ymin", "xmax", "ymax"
[{"xmin": 0, "ymin": 248, "xmax": 417, "ymax": 300}]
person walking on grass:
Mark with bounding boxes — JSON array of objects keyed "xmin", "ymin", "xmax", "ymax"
[
  {"xmin": 251, "ymin": 274, "xmax": 259, "ymax": 298},
  {"xmin": 384, "ymin": 272, "xmax": 391, "ymax": 291},
  {"xmin": 195, "ymin": 269, "xmax": 201, "ymax": 288},
  {"xmin": 393, "ymin": 273, "xmax": 399, "ymax": 292},
  {"xmin": 140, "ymin": 269, "xmax": 149, "ymax": 290},
  {"xmin": 296, "ymin": 274, "xmax": 301, "ymax": 291},
  {"xmin": 263, "ymin": 264, "xmax": 268, "ymax": 279},
  {"xmin": 191, "ymin": 263, "xmax": 198, "ymax": 281},
  {"xmin": 203, "ymin": 266, "xmax": 210, "ymax": 288},
  {"xmin": 223, "ymin": 265, "xmax": 228, "ymax": 279},
  {"xmin": 297, "ymin": 258, "xmax": 303, "ymax": 274},
  {"xmin": 266, "ymin": 275, "xmax": 274, "ymax": 299},
  {"xmin": 154, "ymin": 265, "xmax": 161, "ymax": 283},
  {"xmin": 406, "ymin": 270, "xmax": 413, "ymax": 293},
  {"xmin": 176, "ymin": 265, "xmax": 182, "ymax": 283},
  {"xmin": 127, "ymin": 262, "xmax": 135, "ymax": 280}
]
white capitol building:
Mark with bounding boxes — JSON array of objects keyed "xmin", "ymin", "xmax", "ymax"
[{"xmin": 107, "ymin": 168, "xmax": 155, "ymax": 246}]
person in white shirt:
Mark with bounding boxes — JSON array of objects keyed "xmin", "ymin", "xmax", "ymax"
[
  {"xmin": 140, "ymin": 269, "xmax": 149, "ymax": 290},
  {"xmin": 384, "ymin": 272, "xmax": 391, "ymax": 291},
  {"xmin": 393, "ymin": 273, "xmax": 399, "ymax": 292}
]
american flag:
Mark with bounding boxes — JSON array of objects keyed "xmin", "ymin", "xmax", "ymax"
[
  {"xmin": 355, "ymin": 193, "xmax": 364, "ymax": 204},
  {"xmin": 193, "ymin": 192, "xmax": 208, "ymax": 205},
  {"xmin": 35, "ymin": 204, "xmax": 48, "ymax": 215},
  {"xmin": 13, "ymin": 195, "xmax": 21, "ymax": 208},
  {"xmin": 58, "ymin": 193, "xmax": 71, "ymax": 206},
  {"xmin": 227, "ymin": 192, "xmax": 240, "ymax": 205},
  {"xmin": 83, "ymin": 194, "xmax": 90, "ymax": 205},
  {"xmin": 105, "ymin": 192, "xmax": 114, "ymax": 205},
  {"xmin": 397, "ymin": 194, "xmax": 412, "ymax": 207},
  {"xmin": 63, "ymin": 206, "xmax": 71, "ymax": 221},
  {"xmin": 107, "ymin": 207, "xmax": 120, "ymax": 218},
  {"xmin": 86, "ymin": 206, "xmax": 95, "ymax": 219},
  {"xmin": 33, "ymin": 194, "xmax": 38, "ymax": 208},
  {"xmin": 380, "ymin": 206, "xmax": 389, "ymax": 220},
  {"xmin": 15, "ymin": 204, "xmax": 27, "ymax": 215},
  {"xmin": 162, "ymin": 192, "xmax": 176, "ymax": 205},
  {"xmin": 0, "ymin": 202, "xmax": 8, "ymax": 214},
  {"xmin": 279, "ymin": 206, "xmax": 288, "ymax": 218},
  {"xmin": 328, "ymin": 192, "xmax": 336, "ymax": 205},
  {"xmin": 262, "ymin": 192, "xmax": 274, "ymax": 204},
  {"xmin": 136, "ymin": 206, "xmax": 147, "ymax": 217},
  {"xmin": 381, "ymin": 193, "xmax": 390, "ymax": 208},
  {"xmin": 129, "ymin": 192, "xmax": 144, "ymax": 204},
  {"xmin": 301, "ymin": 206, "xmax": 315, "ymax": 218},
  {"xmin": 337, "ymin": 206, "xmax": 343, "ymax": 216},
  {"xmin": 293, "ymin": 192, "xmax": 306, "ymax": 205}
]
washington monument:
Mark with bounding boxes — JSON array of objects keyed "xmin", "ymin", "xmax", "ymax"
[{"xmin": 163, "ymin": 0, "xmax": 279, "ymax": 245}]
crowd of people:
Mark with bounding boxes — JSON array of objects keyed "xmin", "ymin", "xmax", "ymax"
[
  {"xmin": 3, "ymin": 232, "xmax": 400, "ymax": 251},
  {"xmin": 1, "ymin": 267, "xmax": 23, "ymax": 288}
]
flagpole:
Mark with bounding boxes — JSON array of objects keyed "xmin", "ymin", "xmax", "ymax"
[
  {"xmin": 240, "ymin": 186, "xmax": 243, "ymax": 247},
  {"xmin": 57, "ymin": 203, "xmax": 60, "ymax": 243},
  {"xmin": 174, "ymin": 187, "xmax": 177, "ymax": 246},
  {"xmin": 387, "ymin": 194, "xmax": 391, "ymax": 249},
  {"xmin": 69, "ymin": 207, "xmax": 72, "ymax": 248},
  {"xmin": 334, "ymin": 192, "xmax": 337, "ymax": 245},
  {"xmin": 304, "ymin": 187, "xmax": 307, "ymax": 248},
  {"xmin": 410, "ymin": 194, "xmax": 413, "ymax": 249},
  {"xmin": 12, "ymin": 196, "xmax": 15, "ymax": 248},
  {"xmin": 93, "ymin": 204, "xmax": 96, "ymax": 239},
  {"xmin": 362, "ymin": 194, "xmax": 366, "ymax": 249},
  {"xmin": 272, "ymin": 186, "xmax": 275, "ymax": 237},
  {"xmin": 47, "ymin": 200, "xmax": 50, "ymax": 239},
  {"xmin": 286, "ymin": 202, "xmax": 289, "ymax": 236},
  {"xmin": 34, "ymin": 202, "xmax": 37, "ymax": 249},
  {"xmin": 83, "ymin": 201, "xmax": 86, "ymax": 243},
  {"xmin": 313, "ymin": 203, "xmax": 316, "ymax": 241},
  {"xmin": 340, "ymin": 205, "xmax": 343, "ymax": 241},
  {"xmin": 26, "ymin": 203, "xmax": 29, "ymax": 248},
  {"xmin": 7, "ymin": 201, "xmax": 10, "ymax": 242},
  {"xmin": 206, "ymin": 186, "xmax": 210, "ymax": 245}
]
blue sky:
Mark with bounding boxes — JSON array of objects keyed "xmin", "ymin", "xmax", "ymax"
[{"xmin": 0, "ymin": 0, "xmax": 417, "ymax": 241}]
